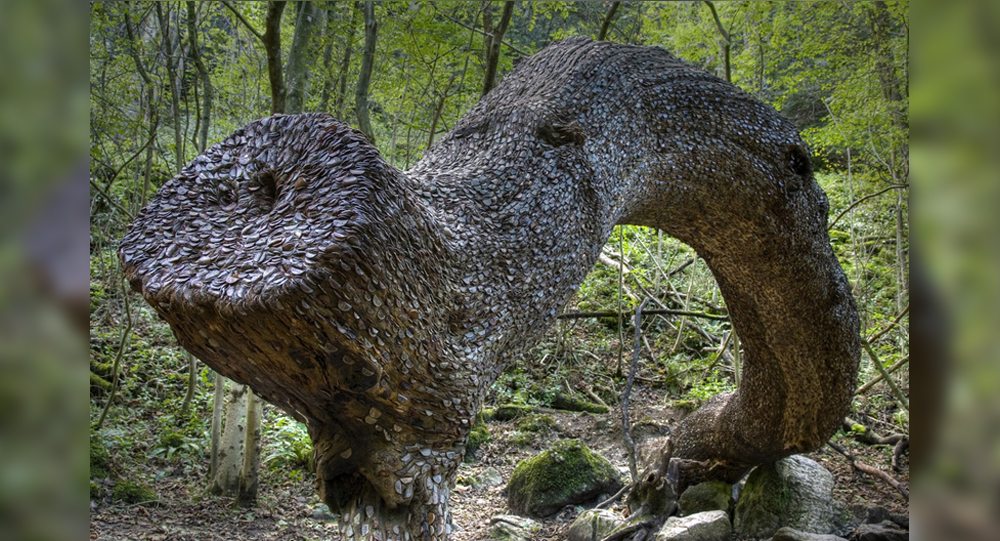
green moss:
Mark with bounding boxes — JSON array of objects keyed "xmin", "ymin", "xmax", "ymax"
[
  {"xmin": 112, "ymin": 479, "xmax": 157, "ymax": 504},
  {"xmin": 158, "ymin": 430, "xmax": 185, "ymax": 449},
  {"xmin": 479, "ymin": 408, "xmax": 496, "ymax": 422},
  {"xmin": 90, "ymin": 434, "xmax": 110, "ymax": 479},
  {"xmin": 90, "ymin": 372, "xmax": 112, "ymax": 395},
  {"xmin": 550, "ymin": 393, "xmax": 608, "ymax": 414},
  {"xmin": 516, "ymin": 414, "xmax": 555, "ymax": 433},
  {"xmin": 508, "ymin": 439, "xmax": 623, "ymax": 518},
  {"xmin": 494, "ymin": 404, "xmax": 533, "ymax": 421},
  {"xmin": 733, "ymin": 463, "xmax": 789, "ymax": 531},
  {"xmin": 465, "ymin": 415, "xmax": 491, "ymax": 461},
  {"xmin": 510, "ymin": 431, "xmax": 535, "ymax": 447}
]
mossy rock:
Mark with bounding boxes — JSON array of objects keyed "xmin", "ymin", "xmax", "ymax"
[
  {"xmin": 551, "ymin": 393, "xmax": 608, "ymax": 414},
  {"xmin": 112, "ymin": 479, "xmax": 157, "ymax": 505},
  {"xmin": 465, "ymin": 415, "xmax": 491, "ymax": 461},
  {"xmin": 515, "ymin": 414, "xmax": 555, "ymax": 433},
  {"xmin": 733, "ymin": 456, "xmax": 836, "ymax": 538},
  {"xmin": 678, "ymin": 480, "xmax": 734, "ymax": 516},
  {"xmin": 495, "ymin": 404, "xmax": 533, "ymax": 422},
  {"xmin": 507, "ymin": 439, "xmax": 623, "ymax": 518}
]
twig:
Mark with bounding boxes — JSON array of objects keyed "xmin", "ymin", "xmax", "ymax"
[
  {"xmin": 863, "ymin": 341, "xmax": 909, "ymax": 411},
  {"xmin": 220, "ymin": 0, "xmax": 264, "ymax": 41},
  {"xmin": 596, "ymin": 481, "xmax": 632, "ymax": 509},
  {"xmin": 558, "ymin": 309, "xmax": 728, "ymax": 322},
  {"xmin": 582, "ymin": 384, "xmax": 610, "ymax": 410},
  {"xmin": 827, "ymin": 440, "xmax": 909, "ymax": 501},
  {"xmin": 854, "ymin": 355, "xmax": 909, "ymax": 395},
  {"xmin": 90, "ymin": 178, "xmax": 134, "ymax": 221},
  {"xmin": 602, "ymin": 518, "xmax": 659, "ymax": 541},
  {"xmin": 621, "ymin": 299, "xmax": 650, "ymax": 482},
  {"xmin": 865, "ymin": 304, "xmax": 909, "ymax": 344},
  {"xmin": 828, "ymin": 184, "xmax": 909, "ymax": 230},
  {"xmin": 96, "ymin": 285, "xmax": 135, "ymax": 429},
  {"xmin": 429, "ymin": 2, "xmax": 528, "ymax": 56}
]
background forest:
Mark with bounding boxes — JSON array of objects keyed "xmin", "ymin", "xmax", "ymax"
[{"xmin": 89, "ymin": 1, "xmax": 909, "ymax": 538}]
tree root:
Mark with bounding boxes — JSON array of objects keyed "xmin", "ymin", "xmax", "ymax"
[{"xmin": 827, "ymin": 440, "xmax": 909, "ymax": 501}]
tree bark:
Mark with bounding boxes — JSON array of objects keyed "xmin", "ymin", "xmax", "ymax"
[
  {"xmin": 284, "ymin": 1, "xmax": 322, "ymax": 114},
  {"xmin": 598, "ymin": 1, "xmax": 621, "ymax": 41},
  {"xmin": 237, "ymin": 390, "xmax": 263, "ymax": 507},
  {"xmin": 156, "ymin": 3, "xmax": 185, "ymax": 174},
  {"xmin": 209, "ymin": 375, "xmax": 226, "ymax": 479},
  {"xmin": 122, "ymin": 37, "xmax": 860, "ymax": 540},
  {"xmin": 335, "ymin": 2, "xmax": 360, "ymax": 120},
  {"xmin": 121, "ymin": 5, "xmax": 157, "ymax": 208},
  {"xmin": 186, "ymin": 1, "xmax": 213, "ymax": 153},
  {"xmin": 318, "ymin": 5, "xmax": 337, "ymax": 113},
  {"xmin": 355, "ymin": 1, "xmax": 378, "ymax": 143},
  {"xmin": 481, "ymin": 1, "xmax": 514, "ymax": 97},
  {"xmin": 210, "ymin": 382, "xmax": 247, "ymax": 496},
  {"xmin": 264, "ymin": 2, "xmax": 287, "ymax": 114}
]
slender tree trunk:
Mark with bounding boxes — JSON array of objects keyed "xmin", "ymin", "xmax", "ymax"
[
  {"xmin": 180, "ymin": 351, "xmax": 197, "ymax": 416},
  {"xmin": 285, "ymin": 1, "xmax": 322, "ymax": 114},
  {"xmin": 264, "ymin": 1, "xmax": 287, "ymax": 114},
  {"xmin": 237, "ymin": 390, "xmax": 263, "ymax": 507},
  {"xmin": 209, "ymin": 375, "xmax": 227, "ymax": 479},
  {"xmin": 705, "ymin": 1, "xmax": 731, "ymax": 83},
  {"xmin": 210, "ymin": 382, "xmax": 247, "ymax": 495},
  {"xmin": 122, "ymin": 6, "xmax": 157, "ymax": 208},
  {"xmin": 187, "ymin": 1, "xmax": 213, "ymax": 152},
  {"xmin": 427, "ymin": 74, "xmax": 457, "ymax": 149},
  {"xmin": 335, "ymin": 2, "xmax": 360, "ymax": 120},
  {"xmin": 318, "ymin": 6, "xmax": 337, "ymax": 112},
  {"xmin": 598, "ymin": 1, "xmax": 621, "ymax": 41},
  {"xmin": 481, "ymin": 1, "xmax": 514, "ymax": 97},
  {"xmin": 355, "ymin": 1, "xmax": 378, "ymax": 143},
  {"xmin": 157, "ymin": 3, "xmax": 185, "ymax": 173}
]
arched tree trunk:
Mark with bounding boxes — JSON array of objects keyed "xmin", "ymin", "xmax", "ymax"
[{"xmin": 121, "ymin": 37, "xmax": 860, "ymax": 540}]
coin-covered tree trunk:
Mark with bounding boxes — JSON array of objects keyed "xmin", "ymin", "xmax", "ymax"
[{"xmin": 120, "ymin": 37, "xmax": 860, "ymax": 540}]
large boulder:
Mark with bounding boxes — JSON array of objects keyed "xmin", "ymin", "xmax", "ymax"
[
  {"xmin": 567, "ymin": 509, "xmax": 625, "ymax": 541},
  {"xmin": 507, "ymin": 439, "xmax": 623, "ymax": 518},
  {"xmin": 655, "ymin": 510, "xmax": 732, "ymax": 541},
  {"xmin": 849, "ymin": 521, "xmax": 908, "ymax": 541},
  {"xmin": 678, "ymin": 480, "xmax": 734, "ymax": 516},
  {"xmin": 733, "ymin": 456, "xmax": 838, "ymax": 538}
]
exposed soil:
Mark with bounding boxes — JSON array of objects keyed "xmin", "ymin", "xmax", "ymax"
[{"xmin": 90, "ymin": 383, "xmax": 908, "ymax": 541}]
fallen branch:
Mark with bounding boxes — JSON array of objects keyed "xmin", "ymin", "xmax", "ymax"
[
  {"xmin": 827, "ymin": 440, "xmax": 908, "ymax": 501},
  {"xmin": 842, "ymin": 417, "xmax": 906, "ymax": 446},
  {"xmin": 596, "ymin": 481, "xmax": 633, "ymax": 509}
]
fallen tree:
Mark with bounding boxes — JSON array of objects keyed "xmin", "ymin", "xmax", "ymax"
[{"xmin": 120, "ymin": 36, "xmax": 860, "ymax": 540}]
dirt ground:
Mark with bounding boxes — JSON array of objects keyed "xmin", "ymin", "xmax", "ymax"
[{"xmin": 90, "ymin": 383, "xmax": 908, "ymax": 541}]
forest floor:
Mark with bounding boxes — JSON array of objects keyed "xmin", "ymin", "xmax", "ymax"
[{"xmin": 90, "ymin": 381, "xmax": 908, "ymax": 541}]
